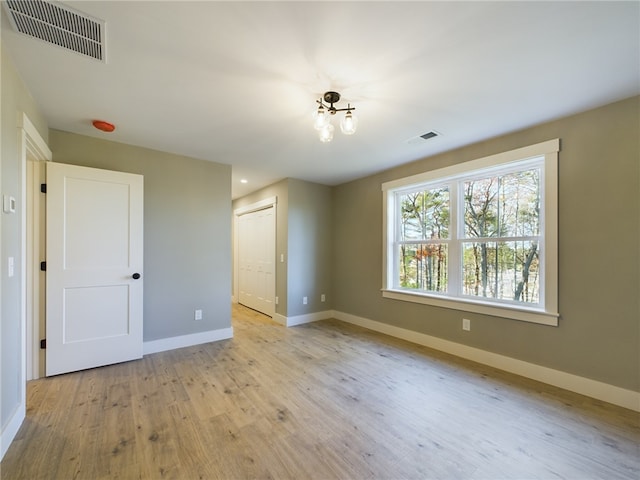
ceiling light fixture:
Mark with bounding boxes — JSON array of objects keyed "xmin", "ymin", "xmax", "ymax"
[{"xmin": 312, "ymin": 91, "xmax": 357, "ymax": 143}]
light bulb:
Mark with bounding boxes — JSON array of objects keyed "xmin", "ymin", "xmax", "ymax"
[
  {"xmin": 313, "ymin": 105, "xmax": 329, "ymax": 130},
  {"xmin": 340, "ymin": 110, "xmax": 358, "ymax": 135},
  {"xmin": 319, "ymin": 123, "xmax": 334, "ymax": 143}
]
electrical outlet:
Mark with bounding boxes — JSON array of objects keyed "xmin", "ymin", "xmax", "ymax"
[
  {"xmin": 303, "ymin": 296, "xmax": 308, "ymax": 305},
  {"xmin": 462, "ymin": 318, "xmax": 471, "ymax": 331},
  {"xmin": 321, "ymin": 294, "xmax": 326, "ymax": 302},
  {"xmin": 195, "ymin": 309, "xmax": 203, "ymax": 321},
  {"xmin": 275, "ymin": 296, "xmax": 279, "ymax": 305}
]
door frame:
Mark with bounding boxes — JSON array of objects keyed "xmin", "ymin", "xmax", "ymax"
[
  {"xmin": 21, "ymin": 113, "xmax": 51, "ymax": 381},
  {"xmin": 1, "ymin": 113, "xmax": 51, "ymax": 459},
  {"xmin": 233, "ymin": 196, "xmax": 277, "ymax": 310}
]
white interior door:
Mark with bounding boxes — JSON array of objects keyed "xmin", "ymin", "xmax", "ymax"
[
  {"xmin": 238, "ymin": 207, "xmax": 275, "ymax": 316},
  {"xmin": 45, "ymin": 162, "xmax": 144, "ymax": 376}
]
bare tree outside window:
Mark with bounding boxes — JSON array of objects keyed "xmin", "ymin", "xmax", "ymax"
[
  {"xmin": 398, "ymin": 187, "xmax": 449, "ymax": 292},
  {"xmin": 462, "ymin": 169, "xmax": 540, "ymax": 304},
  {"xmin": 395, "ymin": 167, "xmax": 541, "ymax": 305}
]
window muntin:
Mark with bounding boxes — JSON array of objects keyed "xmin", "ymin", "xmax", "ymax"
[{"xmin": 382, "ymin": 140, "xmax": 559, "ymax": 325}]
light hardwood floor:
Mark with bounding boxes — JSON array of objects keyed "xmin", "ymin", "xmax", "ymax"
[{"xmin": 2, "ymin": 304, "xmax": 639, "ymax": 479}]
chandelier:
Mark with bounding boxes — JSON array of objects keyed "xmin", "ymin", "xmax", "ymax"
[{"xmin": 312, "ymin": 91, "xmax": 358, "ymax": 142}]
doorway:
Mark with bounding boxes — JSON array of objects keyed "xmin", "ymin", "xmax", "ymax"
[
  {"xmin": 234, "ymin": 197, "xmax": 276, "ymax": 317},
  {"xmin": 21, "ymin": 114, "xmax": 52, "ymax": 381},
  {"xmin": 25, "ymin": 156, "xmax": 46, "ymax": 379},
  {"xmin": 26, "ymin": 158, "xmax": 145, "ymax": 378}
]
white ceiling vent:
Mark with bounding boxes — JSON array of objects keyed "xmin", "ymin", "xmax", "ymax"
[
  {"xmin": 4, "ymin": 0, "xmax": 105, "ymax": 62},
  {"xmin": 406, "ymin": 130, "xmax": 440, "ymax": 145}
]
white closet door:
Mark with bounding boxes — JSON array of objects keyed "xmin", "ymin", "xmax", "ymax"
[{"xmin": 238, "ymin": 206, "xmax": 275, "ymax": 316}]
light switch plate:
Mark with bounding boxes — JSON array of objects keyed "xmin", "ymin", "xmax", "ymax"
[{"xmin": 3, "ymin": 195, "xmax": 16, "ymax": 214}]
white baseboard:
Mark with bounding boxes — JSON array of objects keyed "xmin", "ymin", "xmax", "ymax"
[
  {"xmin": 143, "ymin": 327, "xmax": 234, "ymax": 355},
  {"xmin": 334, "ymin": 310, "xmax": 640, "ymax": 412},
  {"xmin": 1, "ymin": 403, "xmax": 25, "ymax": 460},
  {"xmin": 278, "ymin": 310, "xmax": 334, "ymax": 327},
  {"xmin": 273, "ymin": 313, "xmax": 287, "ymax": 326}
]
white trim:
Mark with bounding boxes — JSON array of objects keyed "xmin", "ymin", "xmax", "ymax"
[
  {"xmin": 19, "ymin": 113, "xmax": 52, "ymax": 162},
  {"xmin": 286, "ymin": 310, "xmax": 334, "ymax": 327},
  {"xmin": 382, "ymin": 289, "xmax": 559, "ymax": 326},
  {"xmin": 143, "ymin": 327, "xmax": 233, "ymax": 355},
  {"xmin": 233, "ymin": 196, "xmax": 277, "ymax": 216},
  {"xmin": 334, "ymin": 310, "xmax": 640, "ymax": 412},
  {"xmin": 0, "ymin": 404, "xmax": 25, "ymax": 460},
  {"xmin": 273, "ymin": 313, "xmax": 287, "ymax": 326},
  {"xmin": 21, "ymin": 118, "xmax": 51, "ymax": 381},
  {"xmin": 543, "ymin": 149, "xmax": 559, "ymax": 316},
  {"xmin": 382, "ymin": 139, "xmax": 559, "ymax": 191},
  {"xmin": 274, "ymin": 310, "xmax": 334, "ymax": 327}
]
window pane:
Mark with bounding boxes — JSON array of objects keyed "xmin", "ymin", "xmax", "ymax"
[
  {"xmin": 498, "ymin": 169, "xmax": 540, "ymax": 237},
  {"xmin": 462, "ymin": 241, "xmax": 539, "ymax": 304},
  {"xmin": 463, "ymin": 177, "xmax": 499, "ymax": 238},
  {"xmin": 398, "ymin": 244, "xmax": 448, "ymax": 293},
  {"xmin": 464, "ymin": 169, "xmax": 540, "ymax": 239},
  {"xmin": 399, "ymin": 188, "xmax": 449, "ymax": 241}
]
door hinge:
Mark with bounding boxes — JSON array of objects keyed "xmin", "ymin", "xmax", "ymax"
[
  {"xmin": 40, "ymin": 183, "xmax": 47, "ymax": 193},
  {"xmin": 40, "ymin": 261, "xmax": 46, "ymax": 272},
  {"xmin": 40, "ymin": 339, "xmax": 46, "ymax": 349}
]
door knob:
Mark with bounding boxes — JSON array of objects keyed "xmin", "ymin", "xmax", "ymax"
[{"xmin": 132, "ymin": 273, "xmax": 141, "ymax": 279}]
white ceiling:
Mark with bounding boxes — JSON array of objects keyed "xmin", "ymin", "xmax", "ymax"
[{"xmin": 3, "ymin": 1, "xmax": 639, "ymax": 199}]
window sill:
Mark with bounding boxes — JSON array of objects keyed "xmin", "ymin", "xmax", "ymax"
[{"xmin": 381, "ymin": 289, "xmax": 559, "ymax": 326}]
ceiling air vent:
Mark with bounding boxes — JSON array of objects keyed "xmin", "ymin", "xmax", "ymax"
[
  {"xmin": 4, "ymin": 0, "xmax": 106, "ymax": 62},
  {"xmin": 407, "ymin": 130, "xmax": 440, "ymax": 145},
  {"xmin": 420, "ymin": 131, "xmax": 439, "ymax": 140}
]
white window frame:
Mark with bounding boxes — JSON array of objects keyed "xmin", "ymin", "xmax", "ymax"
[{"xmin": 382, "ymin": 139, "xmax": 559, "ymax": 326}]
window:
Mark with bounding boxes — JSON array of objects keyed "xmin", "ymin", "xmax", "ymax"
[{"xmin": 383, "ymin": 140, "xmax": 559, "ymax": 326}]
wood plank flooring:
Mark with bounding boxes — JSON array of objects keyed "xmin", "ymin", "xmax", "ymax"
[{"xmin": 2, "ymin": 304, "xmax": 639, "ymax": 479}]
